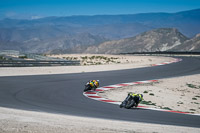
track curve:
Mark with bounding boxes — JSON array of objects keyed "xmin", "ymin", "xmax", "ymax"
[{"xmin": 0, "ymin": 56, "xmax": 200, "ymax": 128}]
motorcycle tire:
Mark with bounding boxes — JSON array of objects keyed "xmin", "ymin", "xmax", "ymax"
[
  {"xmin": 125, "ymin": 99, "xmax": 135, "ymax": 109},
  {"xmin": 84, "ymin": 85, "xmax": 92, "ymax": 92}
]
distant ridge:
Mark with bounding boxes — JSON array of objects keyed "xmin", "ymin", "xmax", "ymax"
[
  {"xmin": 0, "ymin": 8, "xmax": 200, "ymax": 53},
  {"xmin": 84, "ymin": 28, "xmax": 195, "ymax": 54}
]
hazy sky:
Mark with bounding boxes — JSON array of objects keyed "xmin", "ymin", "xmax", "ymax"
[{"xmin": 0, "ymin": 0, "xmax": 200, "ymax": 19}]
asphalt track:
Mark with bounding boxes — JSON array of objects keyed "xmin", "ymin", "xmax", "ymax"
[{"xmin": 0, "ymin": 56, "xmax": 200, "ymax": 128}]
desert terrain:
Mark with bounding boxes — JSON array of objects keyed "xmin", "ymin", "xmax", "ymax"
[
  {"xmin": 99, "ymin": 74, "xmax": 200, "ymax": 114},
  {"xmin": 0, "ymin": 54, "xmax": 200, "ymax": 133}
]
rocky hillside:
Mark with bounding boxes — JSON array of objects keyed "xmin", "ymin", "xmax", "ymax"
[
  {"xmin": 172, "ymin": 34, "xmax": 200, "ymax": 52},
  {"xmin": 0, "ymin": 9, "xmax": 200, "ymax": 53},
  {"xmin": 84, "ymin": 28, "xmax": 191, "ymax": 54},
  {"xmin": 0, "ymin": 31, "xmax": 107, "ymax": 53}
]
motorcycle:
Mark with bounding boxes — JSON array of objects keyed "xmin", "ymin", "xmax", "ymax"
[
  {"xmin": 120, "ymin": 94, "xmax": 137, "ymax": 109},
  {"xmin": 84, "ymin": 82, "xmax": 96, "ymax": 92}
]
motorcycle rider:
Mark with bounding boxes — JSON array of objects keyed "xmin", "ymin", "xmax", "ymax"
[
  {"xmin": 120, "ymin": 92, "xmax": 143, "ymax": 108},
  {"xmin": 86, "ymin": 80, "xmax": 100, "ymax": 91}
]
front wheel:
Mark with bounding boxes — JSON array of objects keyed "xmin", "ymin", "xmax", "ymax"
[
  {"xmin": 119, "ymin": 104, "xmax": 123, "ymax": 108},
  {"xmin": 84, "ymin": 85, "xmax": 92, "ymax": 92}
]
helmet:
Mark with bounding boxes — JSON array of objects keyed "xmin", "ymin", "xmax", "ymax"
[{"xmin": 94, "ymin": 80, "xmax": 99, "ymax": 87}]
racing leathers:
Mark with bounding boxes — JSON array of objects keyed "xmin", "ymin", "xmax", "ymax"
[
  {"xmin": 120, "ymin": 92, "xmax": 143, "ymax": 108},
  {"xmin": 87, "ymin": 80, "xmax": 99, "ymax": 90}
]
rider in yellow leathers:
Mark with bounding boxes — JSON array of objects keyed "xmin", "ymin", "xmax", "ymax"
[{"xmin": 87, "ymin": 80, "xmax": 100, "ymax": 91}]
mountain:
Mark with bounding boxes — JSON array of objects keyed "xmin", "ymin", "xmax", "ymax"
[
  {"xmin": 0, "ymin": 28, "xmax": 107, "ymax": 53},
  {"xmin": 0, "ymin": 8, "xmax": 200, "ymax": 53},
  {"xmin": 172, "ymin": 34, "xmax": 200, "ymax": 51},
  {"xmin": 84, "ymin": 28, "xmax": 190, "ymax": 54}
]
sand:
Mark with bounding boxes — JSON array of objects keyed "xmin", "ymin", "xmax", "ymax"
[
  {"xmin": 0, "ymin": 107, "xmax": 199, "ymax": 133},
  {"xmin": 99, "ymin": 74, "xmax": 200, "ymax": 114}
]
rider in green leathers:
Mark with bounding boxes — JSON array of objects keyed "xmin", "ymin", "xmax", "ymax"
[{"xmin": 120, "ymin": 92, "xmax": 143, "ymax": 108}]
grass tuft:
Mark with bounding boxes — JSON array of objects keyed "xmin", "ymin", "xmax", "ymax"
[
  {"xmin": 177, "ymin": 101, "xmax": 183, "ymax": 104},
  {"xmin": 186, "ymin": 83, "xmax": 199, "ymax": 89},
  {"xmin": 161, "ymin": 107, "xmax": 172, "ymax": 110},
  {"xmin": 192, "ymin": 97, "xmax": 197, "ymax": 100},
  {"xmin": 149, "ymin": 93, "xmax": 154, "ymax": 96},
  {"xmin": 141, "ymin": 100, "xmax": 156, "ymax": 106}
]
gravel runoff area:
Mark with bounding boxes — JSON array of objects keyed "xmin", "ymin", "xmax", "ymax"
[
  {"xmin": 99, "ymin": 74, "xmax": 200, "ymax": 114},
  {"xmin": 0, "ymin": 54, "xmax": 200, "ymax": 132},
  {"xmin": 0, "ymin": 107, "xmax": 200, "ymax": 133}
]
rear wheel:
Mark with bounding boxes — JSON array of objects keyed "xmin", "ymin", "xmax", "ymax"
[{"xmin": 125, "ymin": 99, "xmax": 135, "ymax": 109}]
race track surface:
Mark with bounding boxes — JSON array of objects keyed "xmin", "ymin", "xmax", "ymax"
[{"xmin": 0, "ymin": 56, "xmax": 200, "ymax": 127}]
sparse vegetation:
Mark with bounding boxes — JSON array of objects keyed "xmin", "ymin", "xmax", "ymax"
[
  {"xmin": 143, "ymin": 91, "xmax": 148, "ymax": 93},
  {"xmin": 19, "ymin": 55, "xmax": 28, "ymax": 59},
  {"xmin": 161, "ymin": 107, "xmax": 172, "ymax": 110},
  {"xmin": 79, "ymin": 55, "xmax": 123, "ymax": 65},
  {"xmin": 186, "ymin": 83, "xmax": 199, "ymax": 89},
  {"xmin": 95, "ymin": 62, "xmax": 102, "ymax": 65},
  {"xmin": 81, "ymin": 56, "xmax": 88, "ymax": 60},
  {"xmin": 0, "ymin": 56, "xmax": 6, "ymax": 60},
  {"xmin": 59, "ymin": 55, "xmax": 120, "ymax": 65},
  {"xmin": 49, "ymin": 54, "xmax": 138, "ymax": 66},
  {"xmin": 192, "ymin": 97, "xmax": 197, "ymax": 100},
  {"xmin": 149, "ymin": 93, "xmax": 154, "ymax": 96},
  {"xmin": 177, "ymin": 101, "xmax": 183, "ymax": 104},
  {"xmin": 63, "ymin": 57, "xmax": 79, "ymax": 60},
  {"xmin": 141, "ymin": 100, "xmax": 156, "ymax": 106}
]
